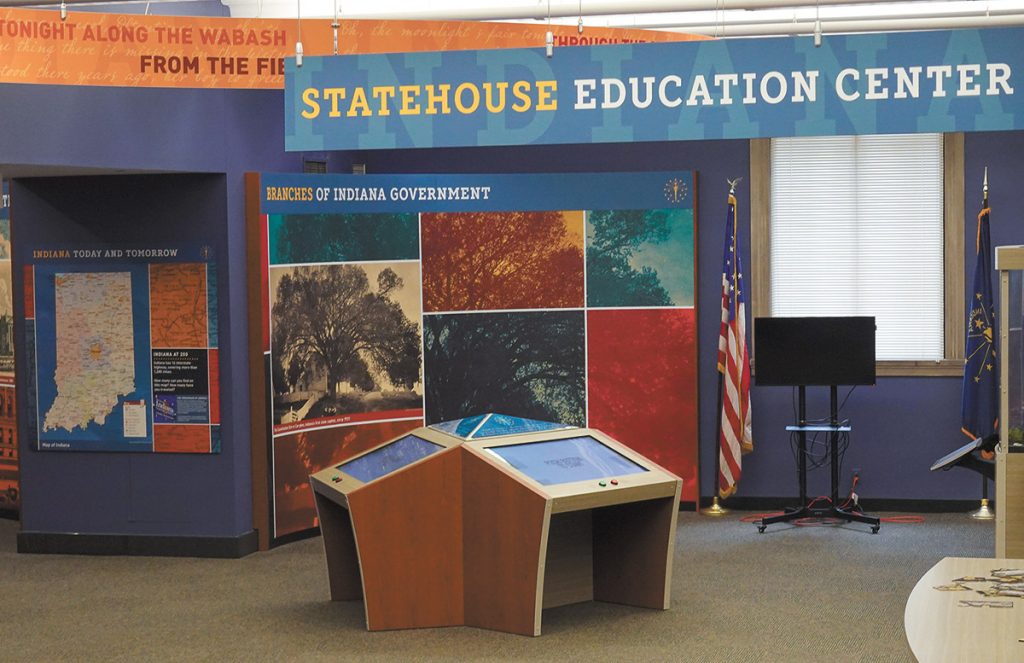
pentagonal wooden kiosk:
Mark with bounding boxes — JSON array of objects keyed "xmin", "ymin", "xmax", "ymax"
[{"xmin": 309, "ymin": 413, "xmax": 682, "ymax": 636}]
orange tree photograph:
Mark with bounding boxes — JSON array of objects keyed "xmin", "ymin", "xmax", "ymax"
[{"xmin": 421, "ymin": 210, "xmax": 584, "ymax": 312}]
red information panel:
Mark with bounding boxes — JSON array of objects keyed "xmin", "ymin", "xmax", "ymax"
[{"xmin": 587, "ymin": 308, "xmax": 699, "ymax": 503}]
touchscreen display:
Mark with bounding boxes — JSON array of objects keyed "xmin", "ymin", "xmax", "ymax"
[
  {"xmin": 337, "ymin": 435, "xmax": 443, "ymax": 483},
  {"xmin": 486, "ymin": 436, "xmax": 648, "ymax": 486}
]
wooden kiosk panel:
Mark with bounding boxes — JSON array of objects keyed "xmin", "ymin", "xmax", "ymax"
[
  {"xmin": 996, "ymin": 246, "xmax": 1024, "ymax": 557},
  {"xmin": 348, "ymin": 446, "xmax": 464, "ymax": 630},
  {"xmin": 593, "ymin": 492, "xmax": 680, "ymax": 610},
  {"xmin": 462, "ymin": 449, "xmax": 551, "ymax": 636},
  {"xmin": 311, "ymin": 490, "xmax": 363, "ymax": 602},
  {"xmin": 309, "ymin": 427, "xmax": 464, "ymax": 631}
]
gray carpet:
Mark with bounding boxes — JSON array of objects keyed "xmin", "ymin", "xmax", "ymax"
[{"xmin": 0, "ymin": 512, "xmax": 993, "ymax": 662}]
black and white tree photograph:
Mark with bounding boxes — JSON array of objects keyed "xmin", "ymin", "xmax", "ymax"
[{"xmin": 270, "ymin": 261, "xmax": 422, "ymax": 427}]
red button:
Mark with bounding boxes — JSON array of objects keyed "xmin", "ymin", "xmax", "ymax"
[{"xmin": 610, "ymin": 479, "xmax": 619, "ymax": 485}]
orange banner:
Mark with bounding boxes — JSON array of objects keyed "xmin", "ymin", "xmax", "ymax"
[{"xmin": 0, "ymin": 8, "xmax": 703, "ymax": 89}]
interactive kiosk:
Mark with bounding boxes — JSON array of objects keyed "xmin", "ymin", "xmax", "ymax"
[
  {"xmin": 310, "ymin": 413, "xmax": 683, "ymax": 636},
  {"xmin": 309, "ymin": 426, "xmax": 465, "ymax": 631},
  {"xmin": 462, "ymin": 426, "xmax": 683, "ymax": 636}
]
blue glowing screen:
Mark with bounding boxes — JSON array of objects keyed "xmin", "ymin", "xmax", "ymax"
[
  {"xmin": 337, "ymin": 435, "xmax": 443, "ymax": 483},
  {"xmin": 486, "ymin": 436, "xmax": 648, "ymax": 486}
]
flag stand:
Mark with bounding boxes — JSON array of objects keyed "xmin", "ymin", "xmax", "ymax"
[
  {"xmin": 701, "ymin": 372, "xmax": 730, "ymax": 516},
  {"xmin": 969, "ymin": 498, "xmax": 995, "ymax": 520},
  {"xmin": 703, "ymin": 496, "xmax": 730, "ymax": 516},
  {"xmin": 969, "ymin": 477, "xmax": 995, "ymax": 520}
]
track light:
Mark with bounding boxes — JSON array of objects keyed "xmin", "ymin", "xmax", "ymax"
[
  {"xmin": 296, "ymin": 0, "xmax": 303, "ymax": 66},
  {"xmin": 60, "ymin": 0, "xmax": 67, "ymax": 21},
  {"xmin": 545, "ymin": 0, "xmax": 552, "ymax": 58},
  {"xmin": 332, "ymin": 0, "xmax": 340, "ymax": 55}
]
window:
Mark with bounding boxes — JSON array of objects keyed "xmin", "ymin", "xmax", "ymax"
[{"xmin": 750, "ymin": 133, "xmax": 964, "ymax": 376}]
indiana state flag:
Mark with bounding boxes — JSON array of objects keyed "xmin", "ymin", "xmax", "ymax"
[{"xmin": 961, "ymin": 204, "xmax": 998, "ymax": 440}]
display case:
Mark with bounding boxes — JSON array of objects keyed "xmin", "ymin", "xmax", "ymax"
[{"xmin": 996, "ymin": 246, "xmax": 1024, "ymax": 556}]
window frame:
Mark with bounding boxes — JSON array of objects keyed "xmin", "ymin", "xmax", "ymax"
[{"xmin": 749, "ymin": 133, "xmax": 965, "ymax": 377}]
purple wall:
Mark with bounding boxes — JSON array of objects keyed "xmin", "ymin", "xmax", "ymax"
[
  {"xmin": 6, "ymin": 77, "xmax": 1023, "ymax": 545},
  {"xmin": 5, "ymin": 85, "xmax": 318, "ymax": 539},
  {"xmin": 361, "ymin": 132, "xmax": 1024, "ymax": 503}
]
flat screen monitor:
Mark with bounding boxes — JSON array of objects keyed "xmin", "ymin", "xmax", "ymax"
[
  {"xmin": 336, "ymin": 434, "xmax": 443, "ymax": 483},
  {"xmin": 485, "ymin": 436, "xmax": 648, "ymax": 486},
  {"xmin": 754, "ymin": 316, "xmax": 876, "ymax": 386}
]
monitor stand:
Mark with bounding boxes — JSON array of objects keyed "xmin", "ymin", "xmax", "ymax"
[{"xmin": 757, "ymin": 385, "xmax": 880, "ymax": 534}]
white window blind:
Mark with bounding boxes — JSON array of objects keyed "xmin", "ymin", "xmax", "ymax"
[{"xmin": 770, "ymin": 134, "xmax": 944, "ymax": 361}]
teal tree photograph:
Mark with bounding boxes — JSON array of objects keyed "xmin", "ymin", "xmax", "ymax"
[
  {"xmin": 586, "ymin": 208, "xmax": 694, "ymax": 307},
  {"xmin": 269, "ymin": 212, "xmax": 420, "ymax": 264}
]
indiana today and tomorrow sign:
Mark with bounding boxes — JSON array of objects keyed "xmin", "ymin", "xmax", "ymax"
[{"xmin": 285, "ymin": 27, "xmax": 1023, "ymax": 151}]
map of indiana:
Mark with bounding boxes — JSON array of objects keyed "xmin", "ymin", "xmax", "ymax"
[{"xmin": 42, "ymin": 272, "xmax": 136, "ymax": 433}]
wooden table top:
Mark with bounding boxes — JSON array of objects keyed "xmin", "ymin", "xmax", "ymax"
[{"xmin": 905, "ymin": 556, "xmax": 1024, "ymax": 662}]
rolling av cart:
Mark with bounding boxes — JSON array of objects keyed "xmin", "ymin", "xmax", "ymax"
[{"xmin": 757, "ymin": 385, "xmax": 880, "ymax": 534}]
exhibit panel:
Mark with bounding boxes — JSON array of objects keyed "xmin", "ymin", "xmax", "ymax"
[
  {"xmin": 22, "ymin": 246, "xmax": 221, "ymax": 454},
  {"xmin": 249, "ymin": 171, "xmax": 700, "ymax": 546},
  {"xmin": 0, "ymin": 186, "xmax": 15, "ymax": 514}
]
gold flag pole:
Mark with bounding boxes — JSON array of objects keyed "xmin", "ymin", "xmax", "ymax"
[{"xmin": 969, "ymin": 166, "xmax": 995, "ymax": 521}]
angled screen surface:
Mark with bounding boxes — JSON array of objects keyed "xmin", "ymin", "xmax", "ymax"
[
  {"xmin": 485, "ymin": 435, "xmax": 648, "ymax": 486},
  {"xmin": 472, "ymin": 414, "xmax": 572, "ymax": 438},
  {"xmin": 337, "ymin": 434, "xmax": 443, "ymax": 483},
  {"xmin": 428, "ymin": 414, "xmax": 487, "ymax": 439}
]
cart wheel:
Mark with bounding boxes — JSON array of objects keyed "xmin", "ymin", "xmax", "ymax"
[{"xmin": 757, "ymin": 525, "xmax": 767, "ymax": 534}]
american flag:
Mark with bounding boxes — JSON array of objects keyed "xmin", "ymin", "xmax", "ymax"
[{"xmin": 718, "ymin": 191, "xmax": 753, "ymax": 498}]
